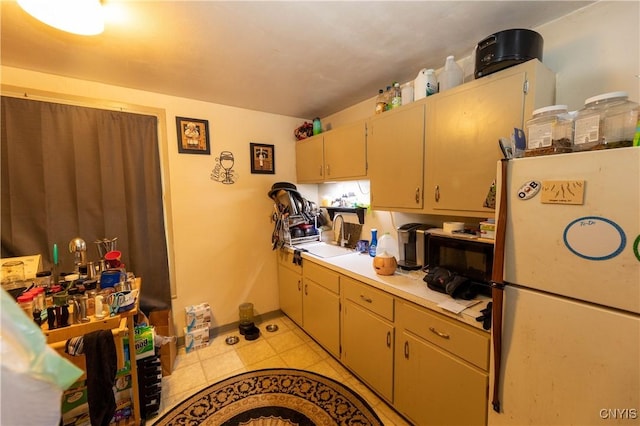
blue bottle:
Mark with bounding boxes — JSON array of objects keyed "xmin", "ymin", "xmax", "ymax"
[{"xmin": 369, "ymin": 228, "xmax": 378, "ymax": 257}]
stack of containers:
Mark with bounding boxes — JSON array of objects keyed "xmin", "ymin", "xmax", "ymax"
[
  {"xmin": 136, "ymin": 351, "xmax": 162, "ymax": 419},
  {"xmin": 184, "ymin": 302, "xmax": 212, "ymax": 353},
  {"xmin": 479, "ymin": 219, "xmax": 496, "ymax": 240}
]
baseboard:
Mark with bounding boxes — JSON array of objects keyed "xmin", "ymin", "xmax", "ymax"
[{"xmin": 175, "ymin": 309, "xmax": 284, "ymax": 349}]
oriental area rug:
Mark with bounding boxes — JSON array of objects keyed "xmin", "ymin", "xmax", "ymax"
[{"xmin": 152, "ymin": 368, "xmax": 383, "ymax": 426}]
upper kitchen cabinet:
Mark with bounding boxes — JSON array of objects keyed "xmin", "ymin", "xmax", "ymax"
[
  {"xmin": 295, "ymin": 121, "xmax": 367, "ymax": 183},
  {"xmin": 368, "ymin": 101, "xmax": 426, "ymax": 211},
  {"xmin": 424, "ymin": 59, "xmax": 555, "ymax": 217},
  {"xmin": 295, "ymin": 134, "xmax": 324, "ymax": 183}
]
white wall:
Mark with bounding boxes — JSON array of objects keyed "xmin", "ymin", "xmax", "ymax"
[
  {"xmin": 323, "ymin": 1, "xmax": 640, "ymax": 128},
  {"xmin": 319, "ymin": 0, "xmax": 639, "ymax": 247},
  {"xmin": 1, "ymin": 67, "xmax": 304, "ymax": 334}
]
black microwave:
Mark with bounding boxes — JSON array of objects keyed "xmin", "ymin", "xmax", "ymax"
[{"xmin": 426, "ymin": 232, "xmax": 494, "ymax": 291}]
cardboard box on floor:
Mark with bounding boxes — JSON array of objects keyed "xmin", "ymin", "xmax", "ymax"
[{"xmin": 149, "ymin": 309, "xmax": 176, "ymax": 376}]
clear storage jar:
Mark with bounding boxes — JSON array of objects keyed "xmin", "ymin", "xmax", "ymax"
[
  {"xmin": 573, "ymin": 91, "xmax": 639, "ymax": 151},
  {"xmin": 524, "ymin": 105, "xmax": 574, "ymax": 156},
  {"xmin": 35, "ymin": 270, "xmax": 53, "ymax": 290}
]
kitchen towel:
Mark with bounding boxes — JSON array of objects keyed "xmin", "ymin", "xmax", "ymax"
[{"xmin": 83, "ymin": 330, "xmax": 118, "ymax": 426}]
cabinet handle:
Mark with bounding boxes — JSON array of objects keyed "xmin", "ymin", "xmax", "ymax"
[
  {"xmin": 386, "ymin": 331, "xmax": 391, "ymax": 348},
  {"xmin": 359, "ymin": 295, "xmax": 373, "ymax": 303},
  {"xmin": 429, "ymin": 327, "xmax": 450, "ymax": 339},
  {"xmin": 304, "ymin": 284, "xmax": 308, "ymax": 296},
  {"xmin": 434, "ymin": 185, "xmax": 440, "ymax": 203},
  {"xmin": 415, "ymin": 187, "xmax": 420, "ymax": 204},
  {"xmin": 319, "ymin": 165, "xmax": 323, "ymax": 177},
  {"xmin": 297, "ymin": 280, "xmax": 301, "ymax": 291},
  {"xmin": 404, "ymin": 341, "xmax": 409, "ymax": 359},
  {"xmin": 326, "ymin": 164, "xmax": 330, "ymax": 176}
]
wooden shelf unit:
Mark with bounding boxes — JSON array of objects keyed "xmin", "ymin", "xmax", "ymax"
[{"xmin": 44, "ymin": 278, "xmax": 142, "ymax": 426}]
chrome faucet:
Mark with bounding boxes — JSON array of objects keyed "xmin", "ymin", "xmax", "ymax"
[{"xmin": 332, "ymin": 214, "xmax": 350, "ymax": 247}]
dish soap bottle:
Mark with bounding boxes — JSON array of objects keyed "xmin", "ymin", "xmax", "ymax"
[{"xmin": 369, "ymin": 228, "xmax": 378, "ymax": 257}]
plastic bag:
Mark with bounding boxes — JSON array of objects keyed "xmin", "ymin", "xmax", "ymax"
[
  {"xmin": 0, "ymin": 288, "xmax": 83, "ymax": 388},
  {"xmin": 1, "ymin": 288, "xmax": 84, "ymax": 424}
]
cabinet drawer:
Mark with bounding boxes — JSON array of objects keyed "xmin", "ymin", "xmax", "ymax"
[
  {"xmin": 397, "ymin": 300, "xmax": 489, "ymax": 370},
  {"xmin": 304, "ymin": 261, "xmax": 339, "ymax": 294},
  {"xmin": 342, "ymin": 276, "xmax": 394, "ymax": 321},
  {"xmin": 277, "ymin": 250, "xmax": 301, "ymax": 274}
]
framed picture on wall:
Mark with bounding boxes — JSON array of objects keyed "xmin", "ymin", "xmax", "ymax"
[
  {"xmin": 250, "ymin": 143, "xmax": 275, "ymax": 174},
  {"xmin": 176, "ymin": 116, "xmax": 210, "ymax": 154}
]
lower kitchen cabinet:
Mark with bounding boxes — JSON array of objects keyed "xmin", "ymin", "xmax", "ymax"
[
  {"xmin": 277, "ymin": 254, "xmax": 491, "ymax": 424},
  {"xmin": 394, "ymin": 300, "xmax": 489, "ymax": 426},
  {"xmin": 277, "ymin": 251, "xmax": 303, "ymax": 326},
  {"xmin": 341, "ymin": 276, "xmax": 394, "ymax": 402},
  {"xmin": 302, "ymin": 261, "xmax": 341, "ymax": 358}
]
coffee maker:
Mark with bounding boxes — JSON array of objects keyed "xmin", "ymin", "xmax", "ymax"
[{"xmin": 397, "ymin": 223, "xmax": 432, "ymax": 270}]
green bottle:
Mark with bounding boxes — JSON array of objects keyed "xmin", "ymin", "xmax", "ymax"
[{"xmin": 313, "ymin": 117, "xmax": 322, "ymax": 135}]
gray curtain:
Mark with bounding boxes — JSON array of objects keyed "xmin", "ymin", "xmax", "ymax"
[{"xmin": 1, "ymin": 96, "xmax": 170, "ymax": 313}]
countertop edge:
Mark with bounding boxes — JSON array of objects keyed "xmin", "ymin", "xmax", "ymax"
[{"xmin": 287, "ymin": 247, "xmax": 491, "ymax": 333}]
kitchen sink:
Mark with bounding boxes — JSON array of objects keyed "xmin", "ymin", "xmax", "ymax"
[{"xmin": 292, "ymin": 242, "xmax": 356, "ymax": 258}]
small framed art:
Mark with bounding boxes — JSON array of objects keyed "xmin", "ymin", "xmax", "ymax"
[
  {"xmin": 176, "ymin": 116, "xmax": 210, "ymax": 154},
  {"xmin": 250, "ymin": 143, "xmax": 275, "ymax": 174}
]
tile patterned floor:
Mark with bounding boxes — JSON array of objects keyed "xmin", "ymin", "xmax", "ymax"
[{"xmin": 146, "ymin": 313, "xmax": 412, "ymax": 425}]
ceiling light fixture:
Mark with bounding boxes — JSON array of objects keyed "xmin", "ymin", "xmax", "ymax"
[{"xmin": 17, "ymin": 0, "xmax": 105, "ymax": 36}]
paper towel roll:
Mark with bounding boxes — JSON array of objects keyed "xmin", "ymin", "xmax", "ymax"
[{"xmin": 443, "ymin": 222, "xmax": 465, "ymax": 233}]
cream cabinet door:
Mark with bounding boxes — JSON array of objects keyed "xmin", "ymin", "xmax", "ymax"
[
  {"xmin": 342, "ymin": 299, "xmax": 394, "ymax": 402},
  {"xmin": 368, "ymin": 102, "xmax": 425, "ymax": 210},
  {"xmin": 323, "ymin": 121, "xmax": 367, "ymax": 180},
  {"xmin": 303, "ymin": 279, "xmax": 340, "ymax": 357},
  {"xmin": 394, "ymin": 331, "xmax": 488, "ymax": 426},
  {"xmin": 277, "ymin": 263, "xmax": 303, "ymax": 326},
  {"xmin": 425, "ymin": 59, "xmax": 554, "ymax": 216},
  {"xmin": 295, "ymin": 135, "xmax": 324, "ymax": 183}
]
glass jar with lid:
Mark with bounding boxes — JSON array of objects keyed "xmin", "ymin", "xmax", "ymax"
[
  {"xmin": 17, "ymin": 293, "xmax": 34, "ymax": 318},
  {"xmin": 35, "ymin": 270, "xmax": 53, "ymax": 290},
  {"xmin": 573, "ymin": 91, "xmax": 639, "ymax": 151},
  {"xmin": 524, "ymin": 105, "xmax": 574, "ymax": 156}
]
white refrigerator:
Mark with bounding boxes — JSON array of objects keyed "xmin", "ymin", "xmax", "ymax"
[{"xmin": 489, "ymin": 147, "xmax": 640, "ymax": 425}]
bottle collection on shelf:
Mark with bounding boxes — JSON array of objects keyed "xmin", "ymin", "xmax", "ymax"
[{"xmin": 375, "ymin": 55, "xmax": 464, "ymax": 115}]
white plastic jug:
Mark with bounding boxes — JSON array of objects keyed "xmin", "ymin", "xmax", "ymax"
[
  {"xmin": 414, "ymin": 68, "xmax": 428, "ymax": 101},
  {"xmin": 401, "ymin": 82, "xmax": 414, "ymax": 105},
  {"xmin": 438, "ymin": 56, "xmax": 463, "ymax": 92}
]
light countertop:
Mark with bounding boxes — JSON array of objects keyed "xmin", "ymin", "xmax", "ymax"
[{"xmin": 292, "ymin": 247, "xmax": 491, "ymax": 332}]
